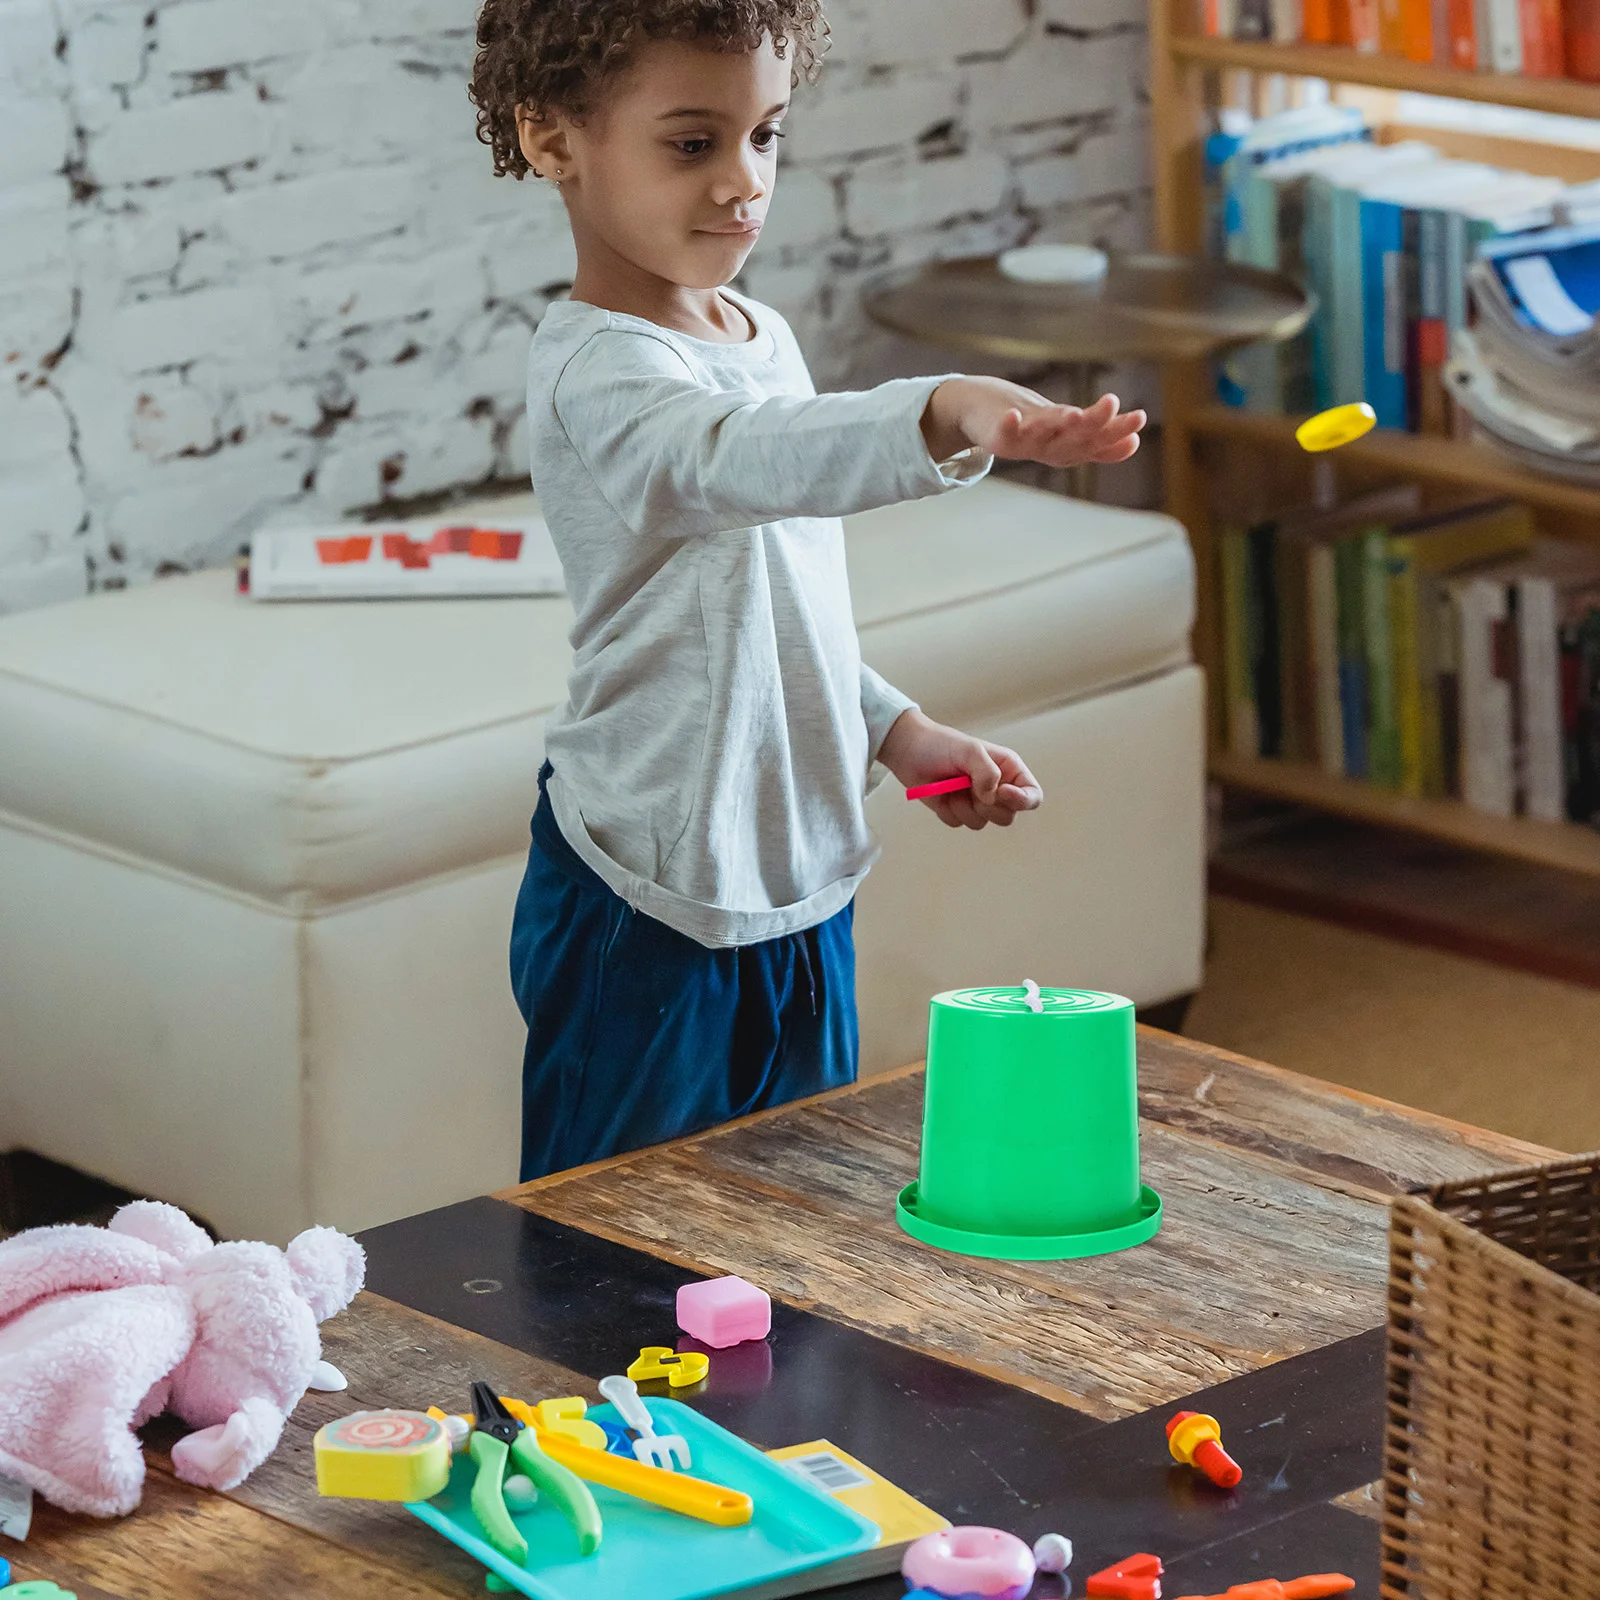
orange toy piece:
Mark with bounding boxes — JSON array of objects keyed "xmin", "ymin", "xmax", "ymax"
[
  {"xmin": 1085, "ymin": 1552, "xmax": 1164, "ymax": 1600},
  {"xmin": 1171, "ymin": 1576, "xmax": 1353, "ymax": 1600},
  {"xmin": 1166, "ymin": 1410, "xmax": 1242, "ymax": 1489}
]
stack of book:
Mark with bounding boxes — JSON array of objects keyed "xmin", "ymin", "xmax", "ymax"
[
  {"xmin": 1204, "ymin": 0, "xmax": 1600, "ymax": 80},
  {"xmin": 1447, "ymin": 223, "xmax": 1600, "ymax": 480},
  {"xmin": 1221, "ymin": 486, "xmax": 1600, "ymax": 824},
  {"xmin": 1216, "ymin": 106, "xmax": 1575, "ymax": 425}
]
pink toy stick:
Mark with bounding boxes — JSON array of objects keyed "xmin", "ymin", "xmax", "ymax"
[{"xmin": 905, "ymin": 775, "xmax": 973, "ymax": 802}]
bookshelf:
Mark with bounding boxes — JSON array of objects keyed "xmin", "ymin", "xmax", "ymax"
[{"xmin": 1149, "ymin": 2, "xmax": 1600, "ymax": 873}]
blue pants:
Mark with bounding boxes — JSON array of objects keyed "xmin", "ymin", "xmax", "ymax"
[{"xmin": 510, "ymin": 767, "xmax": 859, "ymax": 1181}]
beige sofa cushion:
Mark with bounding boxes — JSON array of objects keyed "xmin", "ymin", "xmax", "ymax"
[{"xmin": 0, "ymin": 477, "xmax": 1193, "ymax": 910}]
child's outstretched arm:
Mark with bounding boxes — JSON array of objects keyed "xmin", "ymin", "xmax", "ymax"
[
  {"xmin": 922, "ymin": 377, "xmax": 1145, "ymax": 468},
  {"xmin": 554, "ymin": 333, "xmax": 987, "ymax": 540}
]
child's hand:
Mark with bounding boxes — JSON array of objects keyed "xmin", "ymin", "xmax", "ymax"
[
  {"xmin": 878, "ymin": 709, "xmax": 1042, "ymax": 830},
  {"xmin": 922, "ymin": 376, "xmax": 1145, "ymax": 469}
]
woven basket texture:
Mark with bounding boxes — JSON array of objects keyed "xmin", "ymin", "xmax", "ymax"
[{"xmin": 1382, "ymin": 1152, "xmax": 1600, "ymax": 1598}]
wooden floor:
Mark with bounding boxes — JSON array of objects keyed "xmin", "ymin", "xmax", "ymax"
[{"xmin": 1212, "ymin": 804, "xmax": 1600, "ymax": 992}]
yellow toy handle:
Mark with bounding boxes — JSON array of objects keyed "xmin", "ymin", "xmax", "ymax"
[{"xmin": 537, "ymin": 1432, "xmax": 752, "ymax": 1527}]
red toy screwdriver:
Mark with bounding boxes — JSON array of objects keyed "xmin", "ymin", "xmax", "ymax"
[
  {"xmin": 905, "ymin": 775, "xmax": 972, "ymax": 801},
  {"xmin": 1166, "ymin": 1411, "xmax": 1242, "ymax": 1489},
  {"xmin": 1171, "ymin": 1576, "xmax": 1353, "ymax": 1600}
]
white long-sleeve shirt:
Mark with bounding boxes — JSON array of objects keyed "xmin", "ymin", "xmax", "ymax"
[{"xmin": 526, "ymin": 289, "xmax": 988, "ymax": 948}]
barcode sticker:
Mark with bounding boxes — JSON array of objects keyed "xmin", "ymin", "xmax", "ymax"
[{"xmin": 785, "ymin": 1450, "xmax": 871, "ymax": 1494}]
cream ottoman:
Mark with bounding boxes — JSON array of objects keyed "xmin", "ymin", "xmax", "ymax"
[{"xmin": 0, "ymin": 478, "xmax": 1201, "ymax": 1239}]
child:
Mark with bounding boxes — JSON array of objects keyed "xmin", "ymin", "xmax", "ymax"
[{"xmin": 469, "ymin": 1, "xmax": 1146, "ymax": 1180}]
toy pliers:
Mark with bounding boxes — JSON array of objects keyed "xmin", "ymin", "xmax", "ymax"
[{"xmin": 466, "ymin": 1381, "xmax": 603, "ymax": 1563}]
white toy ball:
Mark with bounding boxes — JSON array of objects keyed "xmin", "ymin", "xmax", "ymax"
[{"xmin": 1033, "ymin": 1532, "xmax": 1073, "ymax": 1573}]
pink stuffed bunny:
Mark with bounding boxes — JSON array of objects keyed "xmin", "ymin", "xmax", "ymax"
[{"xmin": 0, "ymin": 1199, "xmax": 364, "ymax": 1516}]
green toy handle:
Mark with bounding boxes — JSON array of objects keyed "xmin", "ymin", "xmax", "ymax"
[
  {"xmin": 468, "ymin": 1431, "xmax": 526, "ymax": 1566},
  {"xmin": 511, "ymin": 1431, "xmax": 603, "ymax": 1556}
]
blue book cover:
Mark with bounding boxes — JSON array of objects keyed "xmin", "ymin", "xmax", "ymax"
[{"xmin": 1359, "ymin": 196, "xmax": 1407, "ymax": 430}]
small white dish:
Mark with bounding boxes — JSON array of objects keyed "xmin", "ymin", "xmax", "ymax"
[{"xmin": 998, "ymin": 244, "xmax": 1110, "ymax": 285}]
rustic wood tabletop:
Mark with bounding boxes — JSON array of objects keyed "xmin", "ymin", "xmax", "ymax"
[{"xmin": 8, "ymin": 1031, "xmax": 1549, "ymax": 1599}]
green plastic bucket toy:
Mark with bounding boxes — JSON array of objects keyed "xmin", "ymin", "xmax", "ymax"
[{"xmin": 895, "ymin": 985, "xmax": 1161, "ymax": 1261}]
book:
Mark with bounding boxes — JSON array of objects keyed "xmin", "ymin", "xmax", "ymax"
[
  {"xmin": 1520, "ymin": 0, "xmax": 1566, "ymax": 72},
  {"xmin": 1485, "ymin": 0, "xmax": 1524, "ymax": 69},
  {"xmin": 1276, "ymin": 527, "xmax": 1315, "ymax": 761},
  {"xmin": 1569, "ymin": 0, "xmax": 1600, "ymax": 79},
  {"xmin": 1447, "ymin": 0, "xmax": 1479, "ymax": 66},
  {"xmin": 1303, "ymin": 143, "xmax": 1439, "ymax": 409},
  {"xmin": 246, "ymin": 516, "xmax": 564, "ymax": 601},
  {"xmin": 1358, "ymin": 193, "xmax": 1408, "ymax": 431},
  {"xmin": 1569, "ymin": 604, "xmax": 1600, "ymax": 821},
  {"xmin": 1402, "ymin": 0, "xmax": 1439, "ymax": 56},
  {"xmin": 1273, "ymin": 485, "xmax": 1423, "ymax": 777},
  {"xmin": 1304, "ymin": 0, "xmax": 1336, "ymax": 40},
  {"xmin": 1383, "ymin": 500, "xmax": 1536, "ymax": 797},
  {"xmin": 1380, "ymin": 0, "xmax": 1409, "ymax": 50},
  {"xmin": 1364, "ymin": 526, "xmax": 1401, "ymax": 788},
  {"xmin": 1453, "ymin": 575, "xmax": 1517, "ymax": 816},
  {"xmin": 1335, "ymin": 530, "xmax": 1372, "ymax": 779},
  {"xmin": 1310, "ymin": 539, "xmax": 1344, "ymax": 775},
  {"xmin": 1349, "ymin": 0, "xmax": 1384, "ymax": 46},
  {"xmin": 1471, "ymin": 543, "xmax": 1600, "ymax": 820},
  {"xmin": 734, "ymin": 1442, "xmax": 949, "ymax": 1600}
]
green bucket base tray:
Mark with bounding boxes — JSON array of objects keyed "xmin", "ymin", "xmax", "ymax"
[{"xmin": 895, "ymin": 1181, "xmax": 1163, "ymax": 1261}]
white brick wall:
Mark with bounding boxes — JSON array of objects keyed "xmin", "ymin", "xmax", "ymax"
[{"xmin": 0, "ymin": 0, "xmax": 1150, "ymax": 614}]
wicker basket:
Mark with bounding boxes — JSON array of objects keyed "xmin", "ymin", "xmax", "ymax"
[{"xmin": 1382, "ymin": 1153, "xmax": 1600, "ymax": 1599}]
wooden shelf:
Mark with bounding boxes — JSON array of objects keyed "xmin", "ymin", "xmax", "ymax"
[
  {"xmin": 1170, "ymin": 34, "xmax": 1600, "ymax": 118},
  {"xmin": 1186, "ymin": 404, "xmax": 1600, "ymax": 528},
  {"xmin": 1212, "ymin": 754, "xmax": 1600, "ymax": 877}
]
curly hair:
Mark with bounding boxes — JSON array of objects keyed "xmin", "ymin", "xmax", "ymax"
[{"xmin": 470, "ymin": 0, "xmax": 829, "ymax": 179}]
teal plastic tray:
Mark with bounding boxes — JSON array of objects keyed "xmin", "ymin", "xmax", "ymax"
[{"xmin": 406, "ymin": 1398, "xmax": 878, "ymax": 1600}]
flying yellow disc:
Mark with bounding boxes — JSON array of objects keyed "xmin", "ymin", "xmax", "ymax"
[{"xmin": 1295, "ymin": 402, "xmax": 1377, "ymax": 452}]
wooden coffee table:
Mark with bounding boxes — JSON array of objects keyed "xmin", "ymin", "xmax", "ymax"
[{"xmin": 10, "ymin": 1032, "xmax": 1546, "ymax": 1598}]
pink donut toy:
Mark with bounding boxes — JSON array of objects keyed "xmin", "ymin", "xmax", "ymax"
[{"xmin": 901, "ymin": 1526, "xmax": 1037, "ymax": 1600}]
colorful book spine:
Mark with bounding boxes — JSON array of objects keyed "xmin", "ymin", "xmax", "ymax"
[
  {"xmin": 1310, "ymin": 542, "xmax": 1345, "ymax": 776},
  {"xmin": 1416, "ymin": 210, "xmax": 1450, "ymax": 436},
  {"xmin": 1335, "ymin": 533, "xmax": 1371, "ymax": 779},
  {"xmin": 1416, "ymin": 572, "xmax": 1450, "ymax": 798},
  {"xmin": 1570, "ymin": 608, "xmax": 1600, "ymax": 821},
  {"xmin": 1447, "ymin": 0, "xmax": 1479, "ymax": 66},
  {"xmin": 1485, "ymin": 0, "xmax": 1524, "ymax": 68},
  {"xmin": 1429, "ymin": 0, "xmax": 1452, "ymax": 55},
  {"xmin": 1402, "ymin": 0, "xmax": 1438, "ymax": 56},
  {"xmin": 1359, "ymin": 196, "xmax": 1408, "ymax": 430},
  {"xmin": 1436, "ymin": 580, "xmax": 1462, "ymax": 798},
  {"xmin": 1364, "ymin": 529, "xmax": 1400, "ymax": 788},
  {"xmin": 1518, "ymin": 575, "xmax": 1564, "ymax": 821},
  {"xmin": 1276, "ymin": 531, "xmax": 1316, "ymax": 762},
  {"xmin": 1380, "ymin": 0, "xmax": 1409, "ymax": 49},
  {"xmin": 1304, "ymin": 0, "xmax": 1336, "ymax": 39},
  {"xmin": 1569, "ymin": 0, "xmax": 1600, "ymax": 79},
  {"xmin": 1349, "ymin": 0, "xmax": 1384, "ymax": 46},
  {"xmin": 1519, "ymin": 0, "xmax": 1566, "ymax": 71},
  {"xmin": 1455, "ymin": 577, "xmax": 1515, "ymax": 816},
  {"xmin": 1389, "ymin": 542, "xmax": 1428, "ymax": 796}
]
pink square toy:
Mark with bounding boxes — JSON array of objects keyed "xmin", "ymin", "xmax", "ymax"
[{"xmin": 675, "ymin": 1275, "xmax": 771, "ymax": 1348}]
